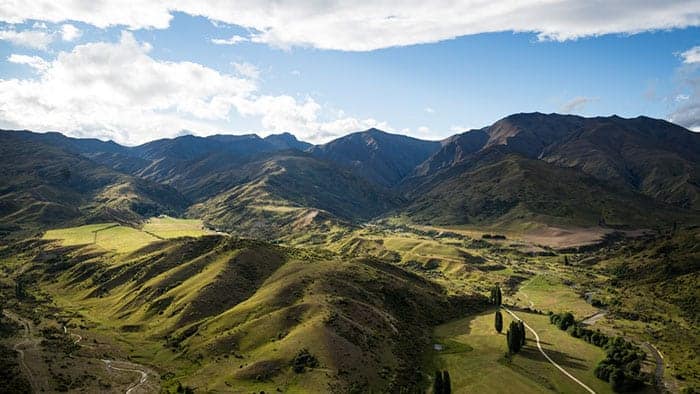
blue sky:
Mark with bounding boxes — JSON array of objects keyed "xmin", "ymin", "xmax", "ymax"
[{"xmin": 0, "ymin": 2, "xmax": 699, "ymax": 145}]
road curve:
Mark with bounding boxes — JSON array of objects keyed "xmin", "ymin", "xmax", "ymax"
[
  {"xmin": 502, "ymin": 306, "xmax": 597, "ymax": 394},
  {"xmin": 102, "ymin": 359, "xmax": 149, "ymax": 394},
  {"xmin": 644, "ymin": 342, "xmax": 665, "ymax": 392},
  {"xmin": 3, "ymin": 310, "xmax": 41, "ymax": 393}
]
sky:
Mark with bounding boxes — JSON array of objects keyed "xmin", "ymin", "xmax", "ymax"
[{"xmin": 0, "ymin": 1, "xmax": 700, "ymax": 145}]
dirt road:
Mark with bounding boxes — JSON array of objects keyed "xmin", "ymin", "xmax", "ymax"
[{"xmin": 502, "ymin": 306, "xmax": 597, "ymax": 394}]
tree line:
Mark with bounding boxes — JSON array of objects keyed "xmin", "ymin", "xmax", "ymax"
[{"xmin": 549, "ymin": 311, "xmax": 647, "ymax": 392}]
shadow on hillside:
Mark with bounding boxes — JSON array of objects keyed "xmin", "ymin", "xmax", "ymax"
[{"xmin": 517, "ymin": 345, "xmax": 588, "ymax": 370}]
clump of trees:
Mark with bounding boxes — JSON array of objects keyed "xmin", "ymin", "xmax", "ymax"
[
  {"xmin": 550, "ymin": 312, "xmax": 647, "ymax": 392},
  {"xmin": 506, "ymin": 320, "xmax": 524, "ymax": 354},
  {"xmin": 494, "ymin": 311, "xmax": 503, "ymax": 333},
  {"xmin": 549, "ymin": 312, "xmax": 575, "ymax": 330},
  {"xmin": 489, "ymin": 285, "xmax": 502, "ymax": 306},
  {"xmin": 433, "ymin": 370, "xmax": 451, "ymax": 394},
  {"xmin": 594, "ymin": 337, "xmax": 646, "ymax": 392}
]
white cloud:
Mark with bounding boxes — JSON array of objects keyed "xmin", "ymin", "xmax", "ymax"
[
  {"xmin": 7, "ymin": 54, "xmax": 49, "ymax": 72},
  {"xmin": 0, "ymin": 29, "xmax": 53, "ymax": 49},
  {"xmin": 232, "ymin": 62, "xmax": 260, "ymax": 79},
  {"xmin": 676, "ymin": 94, "xmax": 690, "ymax": 102},
  {"xmin": 60, "ymin": 24, "xmax": 81, "ymax": 41},
  {"xmin": 211, "ymin": 35, "xmax": 247, "ymax": 45},
  {"xmin": 2, "ymin": 1, "xmax": 699, "ymax": 51},
  {"xmin": 680, "ymin": 46, "xmax": 700, "ymax": 64},
  {"xmin": 424, "ymin": 107, "xmax": 435, "ymax": 114},
  {"xmin": 560, "ymin": 96, "xmax": 598, "ymax": 113},
  {"xmin": 0, "ymin": 32, "xmax": 386, "ymax": 144}
]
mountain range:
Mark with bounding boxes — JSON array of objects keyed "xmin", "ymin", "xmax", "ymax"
[{"xmin": 2, "ymin": 112, "xmax": 699, "ymax": 239}]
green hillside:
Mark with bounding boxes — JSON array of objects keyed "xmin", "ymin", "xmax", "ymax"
[
  {"xmin": 14, "ymin": 232, "xmax": 485, "ymax": 392},
  {"xmin": 403, "ymin": 151, "xmax": 696, "ymax": 228},
  {"xmin": 188, "ymin": 153, "xmax": 402, "ymax": 239},
  {"xmin": 0, "ymin": 132, "xmax": 188, "ymax": 239}
]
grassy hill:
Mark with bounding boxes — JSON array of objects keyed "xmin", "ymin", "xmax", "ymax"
[
  {"xmin": 188, "ymin": 152, "xmax": 403, "ymax": 239},
  {"xmin": 19, "ymin": 231, "xmax": 485, "ymax": 392},
  {"xmin": 0, "ymin": 132, "xmax": 188, "ymax": 239}
]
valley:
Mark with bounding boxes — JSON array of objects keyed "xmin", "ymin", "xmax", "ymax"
[{"xmin": 0, "ymin": 113, "xmax": 698, "ymax": 393}]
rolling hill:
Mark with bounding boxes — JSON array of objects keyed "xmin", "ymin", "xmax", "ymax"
[
  {"xmin": 187, "ymin": 152, "xmax": 403, "ymax": 239},
  {"xmin": 0, "ymin": 131, "xmax": 188, "ymax": 239},
  {"xmin": 21, "ymin": 234, "xmax": 485, "ymax": 392}
]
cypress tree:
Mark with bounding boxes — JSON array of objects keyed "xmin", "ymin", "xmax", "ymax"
[
  {"xmin": 442, "ymin": 370, "xmax": 451, "ymax": 394},
  {"xmin": 433, "ymin": 370, "xmax": 443, "ymax": 394},
  {"xmin": 494, "ymin": 311, "xmax": 503, "ymax": 333},
  {"xmin": 496, "ymin": 286, "xmax": 502, "ymax": 306},
  {"xmin": 507, "ymin": 321, "xmax": 522, "ymax": 353},
  {"xmin": 518, "ymin": 320, "xmax": 526, "ymax": 345}
]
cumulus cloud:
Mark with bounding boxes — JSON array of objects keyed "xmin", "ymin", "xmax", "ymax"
[
  {"xmin": 0, "ymin": 28, "xmax": 53, "ymax": 49},
  {"xmin": 211, "ymin": 34, "xmax": 248, "ymax": 45},
  {"xmin": 0, "ymin": 32, "xmax": 387, "ymax": 144},
  {"xmin": 7, "ymin": 54, "xmax": 49, "ymax": 72},
  {"xmin": 669, "ymin": 45, "xmax": 700, "ymax": 131},
  {"xmin": 669, "ymin": 78, "xmax": 700, "ymax": 131},
  {"xmin": 424, "ymin": 107, "xmax": 435, "ymax": 114},
  {"xmin": 560, "ymin": 96, "xmax": 598, "ymax": 113},
  {"xmin": 680, "ymin": 46, "xmax": 700, "ymax": 64},
  {"xmin": 60, "ymin": 24, "xmax": 81, "ymax": 41},
  {"xmin": 232, "ymin": 62, "xmax": 260, "ymax": 79},
  {"xmin": 1, "ymin": 1, "xmax": 699, "ymax": 51}
]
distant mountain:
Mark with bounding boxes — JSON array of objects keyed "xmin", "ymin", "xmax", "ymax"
[
  {"xmin": 404, "ymin": 147, "xmax": 694, "ymax": 227},
  {"xmin": 403, "ymin": 113, "xmax": 700, "ymax": 226},
  {"xmin": 310, "ymin": 128, "xmax": 441, "ymax": 187},
  {"xmin": 188, "ymin": 151, "xmax": 402, "ymax": 238},
  {"xmin": 3, "ymin": 112, "xmax": 699, "ymax": 235},
  {"xmin": 0, "ymin": 131, "xmax": 188, "ymax": 238},
  {"xmin": 264, "ymin": 132, "xmax": 313, "ymax": 151}
]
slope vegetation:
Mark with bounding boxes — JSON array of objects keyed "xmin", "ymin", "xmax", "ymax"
[
  {"xmin": 25, "ymin": 233, "xmax": 485, "ymax": 392},
  {"xmin": 0, "ymin": 132, "xmax": 187, "ymax": 239}
]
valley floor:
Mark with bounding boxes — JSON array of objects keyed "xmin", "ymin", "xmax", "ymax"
[{"xmin": 0, "ymin": 219, "xmax": 697, "ymax": 393}]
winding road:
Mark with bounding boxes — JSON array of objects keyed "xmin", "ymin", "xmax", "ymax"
[
  {"xmin": 502, "ymin": 306, "xmax": 597, "ymax": 394},
  {"xmin": 3, "ymin": 310, "xmax": 41, "ymax": 393},
  {"xmin": 102, "ymin": 359, "xmax": 150, "ymax": 394},
  {"xmin": 644, "ymin": 342, "xmax": 668, "ymax": 393}
]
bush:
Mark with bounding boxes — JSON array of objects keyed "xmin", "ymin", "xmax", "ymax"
[
  {"xmin": 291, "ymin": 349, "xmax": 319, "ymax": 373},
  {"xmin": 549, "ymin": 312, "xmax": 575, "ymax": 330}
]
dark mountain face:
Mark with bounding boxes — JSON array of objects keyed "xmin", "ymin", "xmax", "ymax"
[
  {"xmin": 264, "ymin": 132, "xmax": 313, "ymax": 151},
  {"xmin": 410, "ymin": 113, "xmax": 700, "ymax": 212},
  {"xmin": 310, "ymin": 128, "xmax": 441, "ymax": 187},
  {"xmin": 2, "ymin": 112, "xmax": 699, "ymax": 235},
  {"xmin": 188, "ymin": 151, "xmax": 403, "ymax": 238},
  {"xmin": 0, "ymin": 131, "xmax": 188, "ymax": 238}
]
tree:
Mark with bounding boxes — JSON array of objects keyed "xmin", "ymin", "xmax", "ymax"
[
  {"xmin": 507, "ymin": 321, "xmax": 523, "ymax": 354},
  {"xmin": 494, "ymin": 311, "xmax": 503, "ymax": 333},
  {"xmin": 489, "ymin": 285, "xmax": 502, "ymax": 306},
  {"xmin": 518, "ymin": 320, "xmax": 526, "ymax": 345},
  {"xmin": 442, "ymin": 370, "xmax": 451, "ymax": 394},
  {"xmin": 563, "ymin": 255, "xmax": 569, "ymax": 265},
  {"xmin": 433, "ymin": 370, "xmax": 443, "ymax": 394}
]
